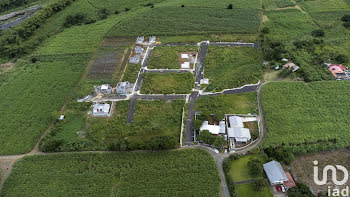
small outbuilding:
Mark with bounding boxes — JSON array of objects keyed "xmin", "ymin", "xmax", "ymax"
[
  {"xmin": 227, "ymin": 127, "xmax": 251, "ymax": 143},
  {"xmin": 263, "ymin": 160, "xmax": 288, "ymax": 185},
  {"xmin": 181, "ymin": 54, "xmax": 189, "ymax": 59},
  {"xmin": 284, "ymin": 172, "xmax": 296, "ymax": 189},
  {"xmin": 100, "ymin": 84, "xmax": 112, "ymax": 94},
  {"xmin": 199, "ymin": 121, "xmax": 225, "ymax": 135},
  {"xmin": 181, "ymin": 62, "xmax": 190, "ymax": 69},
  {"xmin": 136, "ymin": 36, "xmax": 144, "ymax": 44},
  {"xmin": 228, "ymin": 116, "xmax": 244, "ymax": 128},
  {"xmin": 200, "ymin": 78, "xmax": 209, "ymax": 85},
  {"xmin": 283, "ymin": 62, "xmax": 300, "ymax": 72},
  {"xmin": 149, "ymin": 36, "xmax": 156, "ymax": 44}
]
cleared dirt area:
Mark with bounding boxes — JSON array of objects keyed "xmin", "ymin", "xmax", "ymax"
[
  {"xmin": 291, "ymin": 148, "xmax": 350, "ymax": 195},
  {"xmin": 87, "ymin": 37, "xmax": 134, "ymax": 80},
  {"xmin": 0, "ymin": 62, "xmax": 15, "ymax": 73}
]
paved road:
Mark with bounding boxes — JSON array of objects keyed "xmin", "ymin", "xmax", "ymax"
[
  {"xmin": 185, "ymin": 91, "xmax": 199, "ymax": 144},
  {"xmin": 142, "ymin": 47, "xmax": 153, "ymax": 68},
  {"xmin": 157, "ymin": 43, "xmax": 198, "ymax": 46},
  {"xmin": 127, "ymin": 98, "xmax": 137, "ymax": 124},
  {"xmin": 143, "ymin": 69, "xmax": 193, "ymax": 73},
  {"xmin": 195, "ymin": 42, "xmax": 208, "ymax": 89},
  {"xmin": 135, "ymin": 94, "xmax": 188, "ymax": 100},
  {"xmin": 133, "ymin": 69, "xmax": 144, "ymax": 92}
]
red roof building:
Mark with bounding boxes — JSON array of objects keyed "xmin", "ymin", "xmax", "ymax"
[
  {"xmin": 283, "ymin": 172, "xmax": 296, "ymax": 189},
  {"xmin": 329, "ymin": 65, "xmax": 345, "ymax": 78},
  {"xmin": 331, "ymin": 64, "xmax": 346, "ymax": 71}
]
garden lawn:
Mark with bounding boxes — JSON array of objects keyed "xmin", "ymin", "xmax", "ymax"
[
  {"xmin": 204, "ymin": 46, "xmax": 262, "ymax": 92},
  {"xmin": 148, "ymin": 45, "xmax": 198, "ymax": 69},
  {"xmin": 141, "ymin": 72, "xmax": 194, "ymax": 94},
  {"xmin": 235, "ymin": 183, "xmax": 273, "ymax": 197},
  {"xmin": 195, "ymin": 93, "xmax": 258, "ymax": 121},
  {"xmin": 261, "ymin": 81, "xmax": 350, "ymax": 153},
  {"xmin": 229, "ymin": 154, "xmax": 267, "ymax": 182},
  {"xmin": 109, "ymin": 7, "xmax": 261, "ymax": 36},
  {"xmin": 0, "ymin": 149, "xmax": 221, "ymax": 197},
  {"xmin": 40, "ymin": 100, "xmax": 185, "ymax": 152}
]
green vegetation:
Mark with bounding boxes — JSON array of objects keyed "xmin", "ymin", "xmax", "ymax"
[
  {"xmin": 194, "ymin": 93, "xmax": 258, "ymax": 122},
  {"xmin": 297, "ymin": 0, "xmax": 350, "ymax": 13},
  {"xmin": 109, "ymin": 7, "xmax": 261, "ymax": 36},
  {"xmin": 263, "ymin": 0, "xmax": 295, "ymax": 10},
  {"xmin": 0, "ymin": 0, "xmax": 39, "ymax": 13},
  {"xmin": 158, "ymin": 0, "xmax": 262, "ymax": 9},
  {"xmin": 160, "ymin": 34, "xmax": 258, "ymax": 44},
  {"xmin": 288, "ymin": 182, "xmax": 315, "ymax": 197},
  {"xmin": 0, "ymin": 149, "xmax": 221, "ymax": 196},
  {"xmin": 204, "ymin": 46, "xmax": 262, "ymax": 91},
  {"xmin": 198, "ymin": 130, "xmax": 226, "ymax": 149},
  {"xmin": 235, "ymin": 183, "xmax": 273, "ymax": 197},
  {"xmin": 122, "ymin": 63, "xmax": 141, "ymax": 83},
  {"xmin": 229, "ymin": 154, "xmax": 267, "ymax": 182},
  {"xmin": 261, "ymin": 81, "xmax": 350, "ymax": 154},
  {"xmin": 148, "ymin": 45, "xmax": 198, "ymax": 69},
  {"xmin": 41, "ymin": 100, "xmax": 185, "ymax": 152},
  {"xmin": 141, "ymin": 72, "xmax": 194, "ymax": 94}
]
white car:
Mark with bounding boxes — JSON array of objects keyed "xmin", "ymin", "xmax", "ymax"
[
  {"xmin": 281, "ymin": 185, "xmax": 286, "ymax": 193},
  {"xmin": 213, "ymin": 148, "xmax": 219, "ymax": 154}
]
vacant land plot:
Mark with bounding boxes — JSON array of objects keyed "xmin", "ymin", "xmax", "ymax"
[
  {"xmin": 204, "ymin": 46, "xmax": 262, "ymax": 92},
  {"xmin": 229, "ymin": 154, "xmax": 267, "ymax": 182},
  {"xmin": 236, "ymin": 183, "xmax": 273, "ymax": 197},
  {"xmin": 87, "ymin": 37, "xmax": 134, "ymax": 80},
  {"xmin": 1, "ymin": 149, "xmax": 221, "ymax": 196},
  {"xmin": 161, "ymin": 34, "xmax": 258, "ymax": 44},
  {"xmin": 148, "ymin": 45, "xmax": 198, "ymax": 69},
  {"xmin": 41, "ymin": 100, "xmax": 185, "ymax": 151},
  {"xmin": 141, "ymin": 72, "xmax": 194, "ymax": 94},
  {"xmin": 261, "ymin": 81, "xmax": 350, "ymax": 153},
  {"xmin": 109, "ymin": 7, "xmax": 261, "ymax": 36},
  {"xmin": 195, "ymin": 93, "xmax": 258, "ymax": 122},
  {"xmin": 291, "ymin": 149, "xmax": 350, "ymax": 194},
  {"xmin": 263, "ymin": 9, "xmax": 317, "ymax": 41}
]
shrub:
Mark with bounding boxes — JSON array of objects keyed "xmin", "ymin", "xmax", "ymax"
[
  {"xmin": 124, "ymin": 8, "xmax": 130, "ymax": 11},
  {"xmin": 98, "ymin": 8, "xmax": 108, "ymax": 20},
  {"xmin": 114, "ymin": 10, "xmax": 119, "ymax": 14},
  {"xmin": 341, "ymin": 15, "xmax": 350, "ymax": 22},
  {"xmin": 343, "ymin": 21, "xmax": 350, "ymax": 29},
  {"xmin": 311, "ymin": 29, "xmax": 325, "ymax": 37},
  {"xmin": 288, "ymin": 182, "xmax": 315, "ymax": 197},
  {"xmin": 227, "ymin": 4, "xmax": 233, "ymax": 9},
  {"xmin": 181, "ymin": 4, "xmax": 185, "ymax": 7},
  {"xmin": 247, "ymin": 158, "xmax": 263, "ymax": 176},
  {"xmin": 261, "ymin": 27, "xmax": 270, "ymax": 34},
  {"xmin": 335, "ymin": 54, "xmax": 349, "ymax": 63},
  {"xmin": 40, "ymin": 139, "xmax": 63, "ymax": 152},
  {"xmin": 64, "ymin": 13, "xmax": 86, "ymax": 27}
]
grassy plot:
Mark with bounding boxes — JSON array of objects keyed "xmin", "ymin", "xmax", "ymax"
[
  {"xmin": 261, "ymin": 81, "xmax": 350, "ymax": 153},
  {"xmin": 204, "ymin": 46, "xmax": 262, "ymax": 92},
  {"xmin": 0, "ymin": 54, "xmax": 90, "ymax": 155},
  {"xmin": 41, "ymin": 100, "xmax": 185, "ymax": 151},
  {"xmin": 229, "ymin": 154, "xmax": 267, "ymax": 182},
  {"xmin": 0, "ymin": 149, "xmax": 221, "ymax": 197},
  {"xmin": 109, "ymin": 7, "xmax": 261, "ymax": 36},
  {"xmin": 263, "ymin": 9, "xmax": 318, "ymax": 41},
  {"xmin": 297, "ymin": 0, "xmax": 350, "ymax": 13},
  {"xmin": 158, "ymin": 0, "xmax": 262, "ymax": 9},
  {"xmin": 195, "ymin": 93, "xmax": 258, "ymax": 121},
  {"xmin": 263, "ymin": 0, "xmax": 295, "ymax": 10},
  {"xmin": 235, "ymin": 183, "xmax": 273, "ymax": 197},
  {"xmin": 148, "ymin": 45, "xmax": 198, "ymax": 69},
  {"xmin": 122, "ymin": 63, "xmax": 141, "ymax": 83},
  {"xmin": 160, "ymin": 34, "xmax": 258, "ymax": 44},
  {"xmin": 141, "ymin": 72, "xmax": 194, "ymax": 94}
]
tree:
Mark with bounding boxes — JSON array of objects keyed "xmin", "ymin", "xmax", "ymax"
[
  {"xmin": 125, "ymin": 7, "xmax": 130, "ymax": 11},
  {"xmin": 181, "ymin": 4, "xmax": 185, "ymax": 7},
  {"xmin": 311, "ymin": 29, "xmax": 325, "ymax": 37},
  {"xmin": 335, "ymin": 54, "xmax": 349, "ymax": 63},
  {"xmin": 227, "ymin": 4, "xmax": 233, "ymax": 9},
  {"xmin": 343, "ymin": 21, "xmax": 350, "ymax": 29},
  {"xmin": 288, "ymin": 182, "xmax": 315, "ymax": 197},
  {"xmin": 261, "ymin": 27, "xmax": 270, "ymax": 34},
  {"xmin": 98, "ymin": 8, "xmax": 108, "ymax": 19},
  {"xmin": 247, "ymin": 158, "xmax": 263, "ymax": 176},
  {"xmin": 253, "ymin": 177, "xmax": 268, "ymax": 191}
]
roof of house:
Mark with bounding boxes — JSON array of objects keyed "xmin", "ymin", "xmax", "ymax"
[
  {"xmin": 284, "ymin": 172, "xmax": 296, "ymax": 188},
  {"xmin": 228, "ymin": 116, "xmax": 244, "ymax": 128},
  {"xmin": 283, "ymin": 62, "xmax": 297, "ymax": 68},
  {"xmin": 329, "ymin": 65, "xmax": 345, "ymax": 78},
  {"xmin": 181, "ymin": 54, "xmax": 189, "ymax": 59},
  {"xmin": 101, "ymin": 84, "xmax": 110, "ymax": 90},
  {"xmin": 93, "ymin": 103, "xmax": 110, "ymax": 113},
  {"xmin": 263, "ymin": 161, "xmax": 288, "ymax": 184},
  {"xmin": 181, "ymin": 62, "xmax": 190, "ymax": 69},
  {"xmin": 331, "ymin": 64, "xmax": 346, "ymax": 71},
  {"xmin": 227, "ymin": 127, "xmax": 251, "ymax": 141},
  {"xmin": 200, "ymin": 121, "xmax": 225, "ymax": 135}
]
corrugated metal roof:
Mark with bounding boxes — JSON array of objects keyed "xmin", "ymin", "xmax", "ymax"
[{"xmin": 263, "ymin": 160, "xmax": 288, "ymax": 185}]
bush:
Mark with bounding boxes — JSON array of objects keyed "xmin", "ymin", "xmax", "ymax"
[
  {"xmin": 145, "ymin": 2, "xmax": 154, "ymax": 7},
  {"xmin": 64, "ymin": 13, "xmax": 86, "ymax": 27},
  {"xmin": 145, "ymin": 136, "xmax": 177, "ymax": 150},
  {"xmin": 335, "ymin": 54, "xmax": 349, "ymax": 64},
  {"xmin": 114, "ymin": 10, "xmax": 119, "ymax": 14},
  {"xmin": 343, "ymin": 21, "xmax": 350, "ymax": 29},
  {"xmin": 227, "ymin": 4, "xmax": 233, "ymax": 9},
  {"xmin": 311, "ymin": 29, "xmax": 325, "ymax": 37},
  {"xmin": 341, "ymin": 15, "xmax": 350, "ymax": 22},
  {"xmin": 288, "ymin": 182, "xmax": 315, "ymax": 197},
  {"xmin": 199, "ymin": 130, "xmax": 226, "ymax": 149},
  {"xmin": 124, "ymin": 8, "xmax": 130, "ymax": 11},
  {"xmin": 261, "ymin": 27, "xmax": 270, "ymax": 34},
  {"xmin": 252, "ymin": 177, "xmax": 268, "ymax": 191},
  {"xmin": 181, "ymin": 4, "xmax": 185, "ymax": 7},
  {"xmin": 98, "ymin": 8, "xmax": 108, "ymax": 20},
  {"xmin": 40, "ymin": 139, "xmax": 63, "ymax": 152}
]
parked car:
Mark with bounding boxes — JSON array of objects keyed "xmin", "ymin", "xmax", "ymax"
[
  {"xmin": 213, "ymin": 148, "xmax": 219, "ymax": 154},
  {"xmin": 276, "ymin": 185, "xmax": 281, "ymax": 192},
  {"xmin": 281, "ymin": 185, "xmax": 286, "ymax": 192}
]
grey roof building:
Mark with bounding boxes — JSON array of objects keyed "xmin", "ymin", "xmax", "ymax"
[
  {"xmin": 129, "ymin": 55, "xmax": 140, "ymax": 64},
  {"xmin": 136, "ymin": 36, "xmax": 144, "ymax": 44},
  {"xmin": 149, "ymin": 36, "xmax": 156, "ymax": 44},
  {"xmin": 135, "ymin": 46, "xmax": 144, "ymax": 54},
  {"xmin": 263, "ymin": 160, "xmax": 288, "ymax": 185},
  {"xmin": 116, "ymin": 81, "xmax": 133, "ymax": 95}
]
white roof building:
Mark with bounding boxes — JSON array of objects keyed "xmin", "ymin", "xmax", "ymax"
[
  {"xmin": 200, "ymin": 121, "xmax": 225, "ymax": 135},
  {"xmin": 129, "ymin": 55, "xmax": 140, "ymax": 64},
  {"xmin": 229, "ymin": 116, "xmax": 244, "ymax": 128},
  {"xmin": 263, "ymin": 161, "xmax": 288, "ymax": 185},
  {"xmin": 135, "ymin": 46, "xmax": 144, "ymax": 54},
  {"xmin": 116, "ymin": 81, "xmax": 133, "ymax": 95},
  {"xmin": 92, "ymin": 103, "xmax": 110, "ymax": 117},
  {"xmin": 181, "ymin": 54, "xmax": 189, "ymax": 59},
  {"xmin": 227, "ymin": 127, "xmax": 251, "ymax": 143},
  {"xmin": 181, "ymin": 62, "xmax": 190, "ymax": 69},
  {"xmin": 149, "ymin": 36, "xmax": 156, "ymax": 44},
  {"xmin": 136, "ymin": 36, "xmax": 144, "ymax": 44},
  {"xmin": 200, "ymin": 78, "xmax": 209, "ymax": 85}
]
